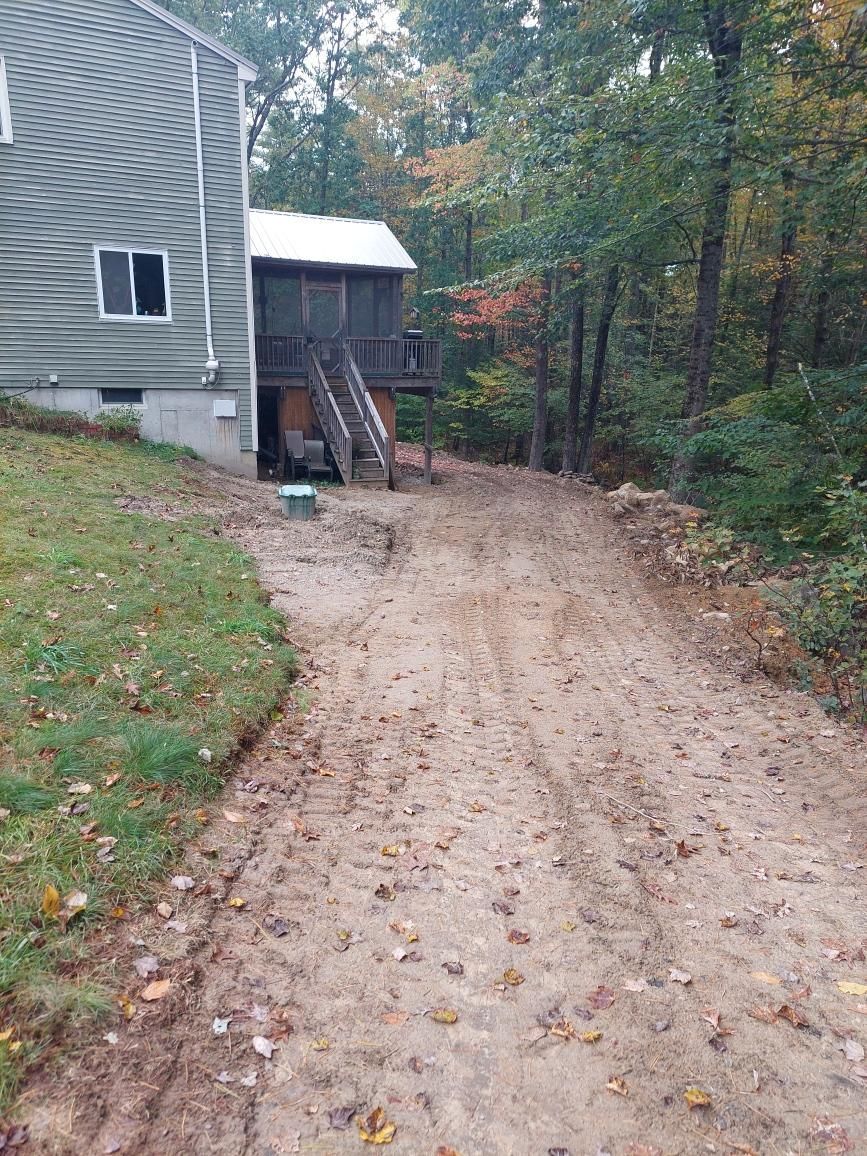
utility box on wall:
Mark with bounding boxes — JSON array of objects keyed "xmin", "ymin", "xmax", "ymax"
[{"xmin": 213, "ymin": 399, "xmax": 237, "ymax": 418}]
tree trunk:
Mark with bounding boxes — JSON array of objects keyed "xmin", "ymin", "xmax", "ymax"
[
  {"xmin": 464, "ymin": 212, "xmax": 474, "ymax": 281},
  {"xmin": 561, "ymin": 285, "xmax": 585, "ymax": 473},
  {"xmin": 812, "ymin": 250, "xmax": 834, "ymax": 367},
  {"xmin": 669, "ymin": 3, "xmax": 743, "ymax": 497},
  {"xmin": 763, "ymin": 180, "xmax": 797, "ymax": 387},
  {"xmin": 577, "ymin": 264, "xmax": 620, "ymax": 476},
  {"xmin": 528, "ymin": 275, "xmax": 552, "ymax": 472}
]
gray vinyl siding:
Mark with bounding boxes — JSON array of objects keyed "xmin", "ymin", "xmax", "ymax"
[{"xmin": 0, "ymin": 0, "xmax": 254, "ymax": 448}]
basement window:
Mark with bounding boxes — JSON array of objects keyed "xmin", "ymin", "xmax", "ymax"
[
  {"xmin": 100, "ymin": 388, "xmax": 144, "ymax": 407},
  {"xmin": 0, "ymin": 56, "xmax": 13, "ymax": 144},
  {"xmin": 95, "ymin": 247, "xmax": 171, "ymax": 320}
]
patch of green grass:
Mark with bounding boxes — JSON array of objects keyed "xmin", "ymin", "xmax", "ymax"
[{"xmin": 0, "ymin": 428, "xmax": 296, "ymax": 1109}]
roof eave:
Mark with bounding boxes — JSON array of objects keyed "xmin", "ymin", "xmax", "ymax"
[
  {"xmin": 251, "ymin": 255, "xmax": 417, "ymax": 275},
  {"xmin": 129, "ymin": 0, "xmax": 259, "ymax": 80}
]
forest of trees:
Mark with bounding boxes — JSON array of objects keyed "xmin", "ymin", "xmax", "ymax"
[{"xmin": 168, "ymin": 0, "xmax": 865, "ymax": 706}]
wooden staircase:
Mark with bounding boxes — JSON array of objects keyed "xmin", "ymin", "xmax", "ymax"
[
  {"xmin": 306, "ymin": 344, "xmax": 389, "ymax": 487},
  {"xmin": 327, "ymin": 380, "xmax": 388, "ymax": 484}
]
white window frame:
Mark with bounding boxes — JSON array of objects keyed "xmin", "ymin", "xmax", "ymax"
[
  {"xmin": 93, "ymin": 246, "xmax": 173, "ymax": 322},
  {"xmin": 0, "ymin": 56, "xmax": 13, "ymax": 145}
]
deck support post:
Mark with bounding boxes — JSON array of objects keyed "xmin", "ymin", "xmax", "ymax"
[{"xmin": 423, "ymin": 391, "xmax": 434, "ymax": 485}]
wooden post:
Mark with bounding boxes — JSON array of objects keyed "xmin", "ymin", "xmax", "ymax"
[{"xmin": 423, "ymin": 391, "xmax": 434, "ymax": 485}]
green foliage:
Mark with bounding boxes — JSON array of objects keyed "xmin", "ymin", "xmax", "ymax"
[
  {"xmin": 772, "ymin": 481, "xmax": 867, "ymax": 716},
  {"xmin": 92, "ymin": 404, "xmax": 142, "ymax": 436},
  {"xmin": 658, "ymin": 367, "xmax": 867, "ymax": 560}
]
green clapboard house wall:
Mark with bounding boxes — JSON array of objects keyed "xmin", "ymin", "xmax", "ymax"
[{"xmin": 0, "ymin": 0, "xmax": 259, "ymax": 474}]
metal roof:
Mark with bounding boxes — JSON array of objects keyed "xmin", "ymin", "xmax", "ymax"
[
  {"xmin": 249, "ymin": 210, "xmax": 417, "ymax": 273},
  {"xmin": 130, "ymin": 0, "xmax": 259, "ymax": 80}
]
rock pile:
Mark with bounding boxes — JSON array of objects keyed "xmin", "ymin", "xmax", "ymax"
[{"xmin": 605, "ymin": 481, "xmax": 704, "ymax": 527}]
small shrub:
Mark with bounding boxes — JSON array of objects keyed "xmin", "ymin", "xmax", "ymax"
[
  {"xmin": 93, "ymin": 404, "xmax": 141, "ymax": 436},
  {"xmin": 770, "ymin": 481, "xmax": 867, "ymax": 717}
]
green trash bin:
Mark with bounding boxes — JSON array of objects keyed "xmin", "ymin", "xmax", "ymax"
[{"xmin": 277, "ymin": 484, "xmax": 317, "ymax": 521}]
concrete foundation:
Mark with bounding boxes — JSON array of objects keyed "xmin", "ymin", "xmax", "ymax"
[{"xmin": 21, "ymin": 386, "xmax": 257, "ymax": 477}]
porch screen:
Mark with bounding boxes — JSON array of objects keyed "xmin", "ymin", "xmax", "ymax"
[
  {"xmin": 254, "ymin": 275, "xmax": 302, "ymax": 334},
  {"xmin": 348, "ymin": 276, "xmax": 396, "ymax": 338}
]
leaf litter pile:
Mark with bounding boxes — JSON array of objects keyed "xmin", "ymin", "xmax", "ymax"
[{"xmin": 10, "ymin": 458, "xmax": 867, "ymax": 1155}]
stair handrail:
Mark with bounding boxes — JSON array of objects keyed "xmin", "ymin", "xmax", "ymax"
[
  {"xmin": 343, "ymin": 342, "xmax": 390, "ymax": 472},
  {"xmin": 307, "ymin": 348, "xmax": 352, "ymax": 485}
]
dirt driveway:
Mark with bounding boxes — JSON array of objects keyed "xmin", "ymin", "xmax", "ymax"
[{"xmin": 30, "ymin": 455, "xmax": 867, "ymax": 1156}]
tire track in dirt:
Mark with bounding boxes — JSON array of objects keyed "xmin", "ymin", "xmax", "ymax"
[{"xmin": 25, "ymin": 463, "xmax": 866, "ymax": 1156}]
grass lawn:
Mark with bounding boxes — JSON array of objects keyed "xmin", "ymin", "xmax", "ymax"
[{"xmin": 0, "ymin": 428, "xmax": 295, "ymax": 1109}]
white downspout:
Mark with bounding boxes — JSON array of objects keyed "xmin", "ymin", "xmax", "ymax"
[
  {"xmin": 190, "ymin": 44, "xmax": 219, "ymax": 382},
  {"xmin": 238, "ymin": 76, "xmax": 259, "ymax": 451}
]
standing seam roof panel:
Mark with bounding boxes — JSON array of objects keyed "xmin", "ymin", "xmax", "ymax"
[{"xmin": 249, "ymin": 209, "xmax": 417, "ymax": 272}]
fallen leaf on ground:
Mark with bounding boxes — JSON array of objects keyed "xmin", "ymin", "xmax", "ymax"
[
  {"xmin": 357, "ymin": 1107, "xmax": 396, "ymax": 1144},
  {"xmin": 381, "ymin": 845, "xmax": 402, "ymax": 857},
  {"xmin": 140, "ymin": 979, "xmax": 172, "ymax": 1001},
  {"xmin": 840, "ymin": 1039, "xmax": 865, "ymax": 1062},
  {"xmin": 312, "ymin": 1037, "xmax": 329, "ymax": 1050},
  {"xmin": 578, "ymin": 1030, "xmax": 602, "ymax": 1043},
  {"xmin": 67, "ymin": 782, "xmax": 93, "ymax": 796},
  {"xmin": 588, "ymin": 985, "xmax": 616, "ymax": 1009},
  {"xmin": 263, "ymin": 913, "xmax": 289, "ymax": 937},
  {"xmin": 776, "ymin": 1004, "xmax": 809, "ymax": 1028},
  {"xmin": 227, "ymin": 896, "xmax": 247, "ymax": 908},
  {"xmin": 503, "ymin": 968, "xmax": 524, "ymax": 986},
  {"xmin": 328, "ymin": 1105, "xmax": 358, "ymax": 1131},
  {"xmin": 133, "ymin": 955, "xmax": 159, "ymax": 978},
  {"xmin": 700, "ymin": 1007, "xmax": 720, "ymax": 1029},
  {"xmin": 623, "ymin": 979, "xmax": 647, "ymax": 993},
  {"xmin": 669, "ymin": 968, "xmax": 692, "ymax": 985},
  {"xmin": 431, "ymin": 1008, "xmax": 458, "ymax": 1024},
  {"xmin": 507, "ymin": 929, "xmax": 530, "ymax": 944},
  {"xmin": 676, "ymin": 840, "xmax": 701, "ymax": 857},
  {"xmin": 381, "ymin": 1011, "xmax": 409, "ymax": 1025},
  {"xmin": 751, "ymin": 971, "xmax": 782, "ymax": 985},
  {"xmin": 212, "ymin": 1016, "xmax": 232, "ymax": 1035},
  {"xmin": 375, "ymin": 883, "xmax": 396, "ymax": 901},
  {"xmin": 560, "ymin": 920, "xmax": 577, "ymax": 932},
  {"xmin": 435, "ymin": 1148, "xmax": 462, "ymax": 1156},
  {"xmin": 442, "ymin": 961, "xmax": 464, "ymax": 975},
  {"xmin": 549, "ymin": 1018, "xmax": 577, "ymax": 1040},
  {"xmin": 684, "ymin": 1087, "xmax": 712, "ymax": 1109},
  {"xmin": 605, "ymin": 1076, "xmax": 628, "ymax": 1096},
  {"xmin": 838, "ymin": 981, "xmax": 867, "ymax": 996},
  {"xmin": 117, "ymin": 995, "xmax": 135, "ymax": 1020},
  {"xmin": 748, "ymin": 1006, "xmax": 778, "ymax": 1024},
  {"xmin": 492, "ymin": 900, "xmax": 515, "ymax": 915},
  {"xmin": 252, "ymin": 1035, "xmax": 276, "ymax": 1059},
  {"xmin": 156, "ymin": 902, "xmax": 173, "ymax": 919},
  {"xmin": 41, "ymin": 884, "xmax": 60, "ymax": 918},
  {"xmin": 171, "ymin": 875, "xmax": 195, "ymax": 891},
  {"xmin": 222, "ymin": 810, "xmax": 246, "ymax": 824}
]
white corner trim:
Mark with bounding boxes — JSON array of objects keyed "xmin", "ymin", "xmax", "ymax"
[
  {"xmin": 0, "ymin": 56, "xmax": 14, "ymax": 144},
  {"xmin": 239, "ymin": 77, "xmax": 259, "ymax": 452},
  {"xmin": 128, "ymin": 0, "xmax": 258, "ymax": 80}
]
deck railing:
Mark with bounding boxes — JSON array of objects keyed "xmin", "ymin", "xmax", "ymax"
[
  {"xmin": 307, "ymin": 349, "xmax": 352, "ymax": 485},
  {"xmin": 347, "ymin": 337, "xmax": 441, "ymax": 378},
  {"xmin": 257, "ymin": 335, "xmax": 441, "ymax": 379},
  {"xmin": 255, "ymin": 334, "xmax": 305, "ymax": 374}
]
